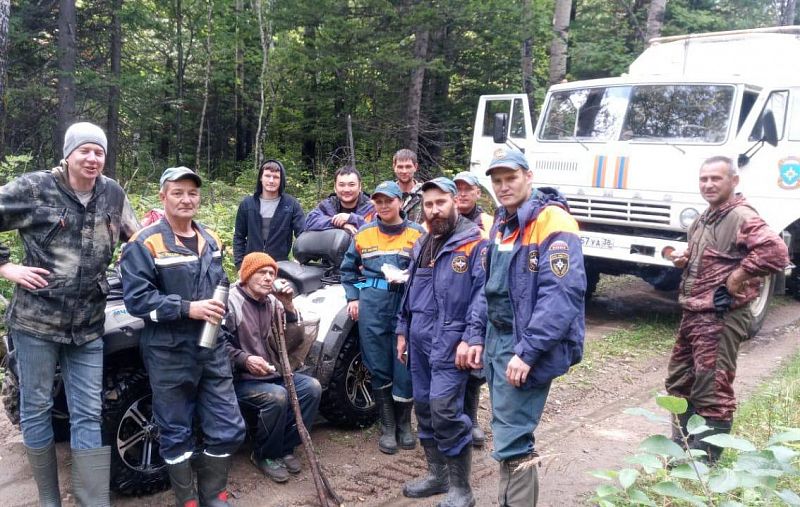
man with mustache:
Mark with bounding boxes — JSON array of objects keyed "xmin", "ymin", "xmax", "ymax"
[
  {"xmin": 396, "ymin": 177, "xmax": 486, "ymax": 507},
  {"xmin": 484, "ymin": 149, "xmax": 586, "ymax": 506},
  {"xmin": 305, "ymin": 165, "xmax": 374, "ymax": 235}
]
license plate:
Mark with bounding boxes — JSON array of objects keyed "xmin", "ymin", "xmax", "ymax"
[{"xmin": 580, "ymin": 236, "xmax": 614, "ymax": 250}]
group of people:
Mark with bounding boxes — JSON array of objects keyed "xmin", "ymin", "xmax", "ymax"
[{"xmin": 0, "ymin": 120, "xmax": 789, "ymax": 507}]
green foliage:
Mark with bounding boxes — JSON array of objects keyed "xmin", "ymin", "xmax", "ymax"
[
  {"xmin": 590, "ymin": 354, "xmax": 800, "ymax": 506},
  {"xmin": 0, "ymin": 155, "xmax": 33, "ymax": 185}
]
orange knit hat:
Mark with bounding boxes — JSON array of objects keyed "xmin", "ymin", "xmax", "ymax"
[{"xmin": 239, "ymin": 252, "xmax": 278, "ymax": 284}]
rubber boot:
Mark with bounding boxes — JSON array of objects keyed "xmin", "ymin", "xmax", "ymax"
[
  {"xmin": 498, "ymin": 453, "xmax": 539, "ymax": 507},
  {"xmin": 464, "ymin": 377, "xmax": 485, "ymax": 448},
  {"xmin": 671, "ymin": 404, "xmax": 695, "ymax": 450},
  {"xmin": 690, "ymin": 418, "xmax": 732, "ymax": 465},
  {"xmin": 195, "ymin": 453, "xmax": 233, "ymax": 507},
  {"xmin": 395, "ymin": 401, "xmax": 417, "ymax": 450},
  {"xmin": 71, "ymin": 446, "xmax": 111, "ymax": 507},
  {"xmin": 26, "ymin": 443, "xmax": 62, "ymax": 507},
  {"xmin": 167, "ymin": 460, "xmax": 198, "ymax": 507},
  {"xmin": 438, "ymin": 446, "xmax": 475, "ymax": 507},
  {"xmin": 402, "ymin": 439, "xmax": 449, "ymax": 498},
  {"xmin": 373, "ymin": 386, "xmax": 398, "ymax": 454}
]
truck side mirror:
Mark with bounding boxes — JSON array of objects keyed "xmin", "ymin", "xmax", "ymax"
[
  {"xmin": 761, "ymin": 110, "xmax": 778, "ymax": 147},
  {"xmin": 493, "ymin": 113, "xmax": 508, "ymax": 144}
]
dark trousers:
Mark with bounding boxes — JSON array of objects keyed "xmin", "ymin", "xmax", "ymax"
[
  {"xmin": 665, "ymin": 307, "xmax": 750, "ymax": 422},
  {"xmin": 143, "ymin": 339, "xmax": 246, "ymax": 460},
  {"xmin": 235, "ymin": 374, "xmax": 321, "ymax": 459}
]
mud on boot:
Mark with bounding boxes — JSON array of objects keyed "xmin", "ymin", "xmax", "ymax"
[
  {"xmin": 402, "ymin": 439, "xmax": 449, "ymax": 498},
  {"xmin": 395, "ymin": 400, "xmax": 416, "ymax": 450},
  {"xmin": 373, "ymin": 386, "xmax": 398, "ymax": 454},
  {"xmin": 438, "ymin": 445, "xmax": 474, "ymax": 507},
  {"xmin": 464, "ymin": 377, "xmax": 485, "ymax": 448}
]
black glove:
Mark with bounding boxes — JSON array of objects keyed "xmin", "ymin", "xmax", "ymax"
[{"xmin": 713, "ymin": 285, "xmax": 733, "ymax": 318}]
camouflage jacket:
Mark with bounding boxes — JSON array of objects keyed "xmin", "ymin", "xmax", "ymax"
[
  {"xmin": 679, "ymin": 194, "xmax": 790, "ymax": 313},
  {"xmin": 0, "ymin": 166, "xmax": 138, "ymax": 344}
]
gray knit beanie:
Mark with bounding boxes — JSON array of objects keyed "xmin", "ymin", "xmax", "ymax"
[{"xmin": 63, "ymin": 122, "xmax": 107, "ymax": 159}]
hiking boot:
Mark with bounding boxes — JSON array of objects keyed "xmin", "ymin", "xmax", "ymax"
[
  {"xmin": 402, "ymin": 439, "xmax": 449, "ymax": 498},
  {"xmin": 167, "ymin": 459, "xmax": 198, "ymax": 507},
  {"xmin": 395, "ymin": 400, "xmax": 417, "ymax": 450},
  {"xmin": 281, "ymin": 453, "xmax": 302, "ymax": 474},
  {"xmin": 464, "ymin": 377, "xmax": 486, "ymax": 448},
  {"xmin": 250, "ymin": 452, "xmax": 289, "ymax": 483},
  {"xmin": 439, "ymin": 445, "xmax": 474, "ymax": 507},
  {"xmin": 195, "ymin": 453, "xmax": 233, "ymax": 507},
  {"xmin": 690, "ymin": 418, "xmax": 732, "ymax": 465},
  {"xmin": 373, "ymin": 386, "xmax": 398, "ymax": 454},
  {"xmin": 26, "ymin": 442, "xmax": 62, "ymax": 507}
]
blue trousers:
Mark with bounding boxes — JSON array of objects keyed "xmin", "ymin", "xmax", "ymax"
[
  {"xmin": 409, "ymin": 319, "xmax": 472, "ymax": 456},
  {"xmin": 235, "ymin": 374, "xmax": 321, "ymax": 460},
  {"xmin": 142, "ymin": 338, "xmax": 246, "ymax": 460},
  {"xmin": 485, "ymin": 323, "xmax": 550, "ymax": 462},
  {"xmin": 13, "ymin": 329, "xmax": 103, "ymax": 450},
  {"xmin": 358, "ymin": 287, "xmax": 412, "ymax": 401}
]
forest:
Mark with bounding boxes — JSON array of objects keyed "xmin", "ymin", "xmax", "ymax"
[{"xmin": 0, "ymin": 0, "xmax": 797, "ymax": 196}]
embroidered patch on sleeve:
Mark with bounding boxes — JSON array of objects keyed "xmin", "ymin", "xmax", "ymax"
[
  {"xmin": 548, "ymin": 240, "xmax": 569, "ymax": 251},
  {"xmin": 549, "ymin": 252, "xmax": 569, "ymax": 277},
  {"xmin": 451, "ymin": 255, "xmax": 468, "ymax": 273},
  {"xmin": 528, "ymin": 250, "xmax": 539, "ymax": 272}
]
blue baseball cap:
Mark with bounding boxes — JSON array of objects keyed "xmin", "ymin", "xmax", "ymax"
[
  {"xmin": 486, "ymin": 149, "xmax": 530, "ymax": 175},
  {"xmin": 421, "ymin": 177, "xmax": 457, "ymax": 195},
  {"xmin": 453, "ymin": 171, "xmax": 480, "ymax": 187},
  {"xmin": 372, "ymin": 180, "xmax": 402, "ymax": 199},
  {"xmin": 160, "ymin": 166, "xmax": 202, "ymax": 189}
]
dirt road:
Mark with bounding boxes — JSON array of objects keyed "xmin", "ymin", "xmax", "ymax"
[{"xmin": 1, "ymin": 280, "xmax": 798, "ymax": 507}]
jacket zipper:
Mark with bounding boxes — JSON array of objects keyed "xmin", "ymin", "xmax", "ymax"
[{"xmin": 42, "ymin": 209, "xmax": 68, "ymax": 248}]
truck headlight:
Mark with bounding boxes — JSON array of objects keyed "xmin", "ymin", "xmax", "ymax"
[{"xmin": 679, "ymin": 208, "xmax": 699, "ymax": 228}]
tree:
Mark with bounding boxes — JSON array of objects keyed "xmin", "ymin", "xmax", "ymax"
[
  {"xmin": 548, "ymin": 0, "xmax": 572, "ymax": 85},
  {"xmin": 779, "ymin": 0, "xmax": 797, "ymax": 25},
  {"xmin": 0, "ymin": 0, "xmax": 10, "ymax": 157},
  {"xmin": 521, "ymin": 0, "xmax": 534, "ymax": 103},
  {"xmin": 645, "ymin": 0, "xmax": 668, "ymax": 43},
  {"xmin": 106, "ymin": 0, "xmax": 122, "ymax": 179},
  {"xmin": 57, "ymin": 0, "xmax": 76, "ymax": 159}
]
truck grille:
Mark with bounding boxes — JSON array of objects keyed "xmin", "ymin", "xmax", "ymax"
[
  {"xmin": 535, "ymin": 159, "xmax": 579, "ymax": 173},
  {"xmin": 568, "ymin": 197, "xmax": 671, "ymax": 225}
]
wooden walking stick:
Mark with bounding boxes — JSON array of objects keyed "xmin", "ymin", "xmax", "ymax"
[{"xmin": 275, "ymin": 317, "xmax": 342, "ymax": 507}]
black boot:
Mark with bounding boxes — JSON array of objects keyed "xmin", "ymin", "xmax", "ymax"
[
  {"xmin": 402, "ymin": 439, "xmax": 449, "ymax": 498},
  {"xmin": 671, "ymin": 404, "xmax": 695, "ymax": 450},
  {"xmin": 167, "ymin": 460, "xmax": 198, "ymax": 507},
  {"xmin": 195, "ymin": 453, "xmax": 232, "ymax": 507},
  {"xmin": 438, "ymin": 446, "xmax": 475, "ymax": 507},
  {"xmin": 464, "ymin": 377, "xmax": 485, "ymax": 448},
  {"xmin": 26, "ymin": 443, "xmax": 62, "ymax": 507},
  {"xmin": 395, "ymin": 401, "xmax": 416, "ymax": 450},
  {"xmin": 690, "ymin": 418, "xmax": 732, "ymax": 465},
  {"xmin": 373, "ymin": 386, "xmax": 398, "ymax": 454}
]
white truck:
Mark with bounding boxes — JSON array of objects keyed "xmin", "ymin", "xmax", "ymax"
[{"xmin": 470, "ymin": 26, "xmax": 799, "ymax": 335}]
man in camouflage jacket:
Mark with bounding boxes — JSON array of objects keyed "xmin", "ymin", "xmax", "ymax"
[
  {"xmin": 0, "ymin": 122, "xmax": 137, "ymax": 506},
  {"xmin": 666, "ymin": 155, "xmax": 789, "ymax": 464}
]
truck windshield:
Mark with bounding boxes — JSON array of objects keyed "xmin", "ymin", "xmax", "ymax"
[{"xmin": 539, "ymin": 84, "xmax": 735, "ymax": 144}]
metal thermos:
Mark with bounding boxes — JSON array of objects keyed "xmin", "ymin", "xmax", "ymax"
[{"xmin": 198, "ymin": 280, "xmax": 230, "ymax": 348}]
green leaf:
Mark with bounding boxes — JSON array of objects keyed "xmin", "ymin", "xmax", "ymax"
[
  {"xmin": 776, "ymin": 488, "xmax": 800, "ymax": 506},
  {"xmin": 686, "ymin": 414, "xmax": 712, "ymax": 435},
  {"xmin": 628, "ymin": 489, "xmax": 656, "ymax": 506},
  {"xmin": 767, "ymin": 428, "xmax": 800, "ymax": 446},
  {"xmin": 624, "ymin": 407, "xmax": 670, "ymax": 424},
  {"xmin": 596, "ymin": 484, "xmax": 621, "ymax": 497},
  {"xmin": 766, "ymin": 445, "xmax": 799, "ymax": 463},
  {"xmin": 598, "ymin": 499, "xmax": 617, "ymax": 507},
  {"xmin": 618, "ymin": 468, "xmax": 639, "ymax": 490},
  {"xmin": 656, "ymin": 395, "xmax": 689, "ymax": 414},
  {"xmin": 652, "ymin": 481, "xmax": 706, "ymax": 506},
  {"xmin": 701, "ymin": 433, "xmax": 756, "ymax": 451},
  {"xmin": 735, "ymin": 470, "xmax": 777, "ymax": 489},
  {"xmin": 625, "ymin": 453, "xmax": 664, "ymax": 474},
  {"xmin": 719, "ymin": 501, "xmax": 745, "ymax": 507},
  {"xmin": 590, "ymin": 470, "xmax": 618, "ymax": 481},
  {"xmin": 708, "ymin": 468, "xmax": 739, "ymax": 493},
  {"xmin": 639, "ymin": 435, "xmax": 686, "ymax": 458},
  {"xmin": 669, "ymin": 462, "xmax": 709, "ymax": 481}
]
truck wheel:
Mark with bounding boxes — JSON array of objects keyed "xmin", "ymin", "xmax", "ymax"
[
  {"xmin": 585, "ymin": 263, "xmax": 600, "ymax": 300},
  {"xmin": 318, "ymin": 331, "xmax": 378, "ymax": 428},
  {"xmin": 103, "ymin": 370, "xmax": 169, "ymax": 496},
  {"xmin": 747, "ymin": 274, "xmax": 774, "ymax": 338}
]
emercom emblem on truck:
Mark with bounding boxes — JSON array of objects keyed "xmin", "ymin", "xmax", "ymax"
[{"xmin": 779, "ymin": 157, "xmax": 800, "ymax": 189}]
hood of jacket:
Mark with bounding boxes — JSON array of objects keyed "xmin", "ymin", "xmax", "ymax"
[{"xmin": 253, "ymin": 159, "xmax": 287, "ymax": 198}]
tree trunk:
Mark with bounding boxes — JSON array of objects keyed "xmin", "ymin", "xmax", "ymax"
[
  {"xmin": 253, "ymin": 0, "xmax": 273, "ymax": 172},
  {"xmin": 105, "ymin": 0, "xmax": 122, "ymax": 180},
  {"xmin": 0, "ymin": 0, "xmax": 11, "ymax": 158},
  {"xmin": 644, "ymin": 0, "xmax": 668, "ymax": 44},
  {"xmin": 57, "ymin": 0, "xmax": 77, "ymax": 159},
  {"xmin": 780, "ymin": 0, "xmax": 797, "ymax": 25},
  {"xmin": 196, "ymin": 0, "xmax": 213, "ymax": 171},
  {"xmin": 234, "ymin": 0, "xmax": 246, "ymax": 162},
  {"xmin": 406, "ymin": 27, "xmax": 429, "ymax": 154},
  {"xmin": 548, "ymin": 0, "xmax": 572, "ymax": 86},
  {"xmin": 174, "ymin": 0, "xmax": 184, "ymax": 165},
  {"xmin": 521, "ymin": 0, "xmax": 534, "ymax": 105},
  {"xmin": 301, "ymin": 24, "xmax": 317, "ymax": 180}
]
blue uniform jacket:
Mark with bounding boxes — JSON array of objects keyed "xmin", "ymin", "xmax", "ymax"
[
  {"xmin": 396, "ymin": 217, "xmax": 488, "ymax": 365},
  {"xmin": 120, "ymin": 219, "xmax": 228, "ymax": 347},
  {"xmin": 487, "ymin": 188, "xmax": 586, "ymax": 387},
  {"xmin": 305, "ymin": 192, "xmax": 375, "ymax": 232}
]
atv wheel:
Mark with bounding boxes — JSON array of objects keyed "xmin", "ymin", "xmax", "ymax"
[
  {"xmin": 103, "ymin": 370, "xmax": 169, "ymax": 496},
  {"xmin": 747, "ymin": 274, "xmax": 774, "ymax": 339},
  {"xmin": 319, "ymin": 331, "xmax": 378, "ymax": 428}
]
